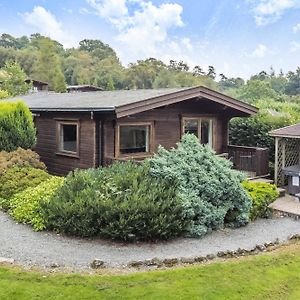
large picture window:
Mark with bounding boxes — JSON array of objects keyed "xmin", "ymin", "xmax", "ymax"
[
  {"xmin": 183, "ymin": 117, "xmax": 213, "ymax": 147},
  {"xmin": 57, "ymin": 121, "xmax": 79, "ymax": 156},
  {"xmin": 119, "ymin": 125, "xmax": 150, "ymax": 154}
]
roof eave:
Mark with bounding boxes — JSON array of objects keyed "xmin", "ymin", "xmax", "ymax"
[
  {"xmin": 115, "ymin": 86, "xmax": 258, "ymax": 118},
  {"xmin": 29, "ymin": 107, "xmax": 115, "ymax": 113}
]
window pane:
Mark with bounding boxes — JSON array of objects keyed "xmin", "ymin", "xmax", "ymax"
[
  {"xmin": 201, "ymin": 120, "xmax": 212, "ymax": 145},
  {"xmin": 184, "ymin": 120, "xmax": 199, "ymax": 137},
  {"xmin": 61, "ymin": 124, "xmax": 77, "ymax": 152},
  {"xmin": 120, "ymin": 126, "xmax": 149, "ymax": 154}
]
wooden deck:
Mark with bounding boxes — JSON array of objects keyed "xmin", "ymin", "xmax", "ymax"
[{"xmin": 269, "ymin": 195, "xmax": 300, "ymax": 218}]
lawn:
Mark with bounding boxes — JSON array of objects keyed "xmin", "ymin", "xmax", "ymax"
[{"xmin": 2, "ymin": 242, "xmax": 300, "ymax": 300}]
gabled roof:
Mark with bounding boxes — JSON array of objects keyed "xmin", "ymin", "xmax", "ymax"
[
  {"xmin": 269, "ymin": 123, "xmax": 300, "ymax": 139},
  {"xmin": 8, "ymin": 86, "xmax": 258, "ymax": 118}
]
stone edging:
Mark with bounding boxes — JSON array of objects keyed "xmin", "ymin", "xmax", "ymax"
[{"xmin": 90, "ymin": 234, "xmax": 300, "ymax": 269}]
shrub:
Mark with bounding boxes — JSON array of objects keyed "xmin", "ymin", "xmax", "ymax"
[
  {"xmin": 0, "ymin": 101, "xmax": 36, "ymax": 152},
  {"xmin": 0, "ymin": 148, "xmax": 46, "ymax": 175},
  {"xmin": 0, "ymin": 167, "xmax": 50, "ymax": 210},
  {"xmin": 242, "ymin": 181, "xmax": 279, "ymax": 220},
  {"xmin": 41, "ymin": 162, "xmax": 187, "ymax": 241},
  {"xmin": 9, "ymin": 176, "xmax": 64, "ymax": 231},
  {"xmin": 148, "ymin": 134, "xmax": 252, "ymax": 238}
]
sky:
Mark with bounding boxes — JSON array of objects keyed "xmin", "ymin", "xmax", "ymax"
[{"xmin": 0, "ymin": 0, "xmax": 300, "ymax": 79}]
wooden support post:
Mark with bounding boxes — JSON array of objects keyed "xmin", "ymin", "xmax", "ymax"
[
  {"xmin": 281, "ymin": 139, "xmax": 286, "ymax": 186},
  {"xmin": 274, "ymin": 137, "xmax": 279, "ymax": 185}
]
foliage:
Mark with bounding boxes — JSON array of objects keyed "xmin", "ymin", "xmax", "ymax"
[
  {"xmin": 0, "ymin": 148, "xmax": 46, "ymax": 175},
  {"xmin": 0, "ymin": 167, "xmax": 50, "ymax": 210},
  {"xmin": 242, "ymin": 181, "xmax": 279, "ymax": 220},
  {"xmin": 41, "ymin": 162, "xmax": 186, "ymax": 241},
  {"xmin": 9, "ymin": 176, "xmax": 64, "ymax": 231},
  {"xmin": 0, "ymin": 89, "xmax": 9, "ymax": 99},
  {"xmin": 0, "ymin": 101, "xmax": 36, "ymax": 152},
  {"xmin": 0, "ymin": 62, "xmax": 31, "ymax": 96},
  {"xmin": 33, "ymin": 38, "xmax": 66, "ymax": 92},
  {"xmin": 148, "ymin": 134, "xmax": 251, "ymax": 238}
]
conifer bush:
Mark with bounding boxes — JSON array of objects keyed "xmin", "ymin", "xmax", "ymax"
[
  {"xmin": 0, "ymin": 101, "xmax": 36, "ymax": 152},
  {"xmin": 148, "ymin": 134, "xmax": 252, "ymax": 238},
  {"xmin": 41, "ymin": 162, "xmax": 186, "ymax": 241},
  {"xmin": 0, "ymin": 167, "xmax": 50, "ymax": 210},
  {"xmin": 0, "ymin": 148, "xmax": 46, "ymax": 175}
]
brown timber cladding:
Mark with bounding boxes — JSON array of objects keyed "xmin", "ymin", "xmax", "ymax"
[
  {"xmin": 34, "ymin": 112, "xmax": 96, "ymax": 175},
  {"xmin": 103, "ymin": 99, "xmax": 234, "ymax": 164}
]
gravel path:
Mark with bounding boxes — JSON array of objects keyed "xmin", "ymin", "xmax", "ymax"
[{"xmin": 0, "ymin": 212, "xmax": 299, "ymax": 270}]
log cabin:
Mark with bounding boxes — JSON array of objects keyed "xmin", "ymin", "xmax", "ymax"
[{"xmin": 14, "ymin": 86, "xmax": 269, "ymax": 176}]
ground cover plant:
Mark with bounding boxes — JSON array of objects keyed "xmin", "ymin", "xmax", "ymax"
[
  {"xmin": 148, "ymin": 134, "xmax": 252, "ymax": 237},
  {"xmin": 242, "ymin": 181, "xmax": 279, "ymax": 220},
  {"xmin": 9, "ymin": 176, "xmax": 64, "ymax": 231},
  {"xmin": 0, "ymin": 101, "xmax": 36, "ymax": 152},
  {"xmin": 41, "ymin": 162, "xmax": 187, "ymax": 241},
  {"xmin": 1, "ymin": 242, "xmax": 300, "ymax": 299}
]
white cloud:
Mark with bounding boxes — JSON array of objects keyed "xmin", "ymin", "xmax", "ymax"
[
  {"xmin": 249, "ymin": 44, "xmax": 268, "ymax": 58},
  {"xmin": 86, "ymin": 0, "xmax": 185, "ymax": 63},
  {"xmin": 86, "ymin": 0, "xmax": 128, "ymax": 20},
  {"xmin": 290, "ymin": 41, "xmax": 300, "ymax": 51},
  {"xmin": 293, "ymin": 23, "xmax": 300, "ymax": 32},
  {"xmin": 251, "ymin": 0, "xmax": 300, "ymax": 26},
  {"xmin": 22, "ymin": 6, "xmax": 76, "ymax": 47}
]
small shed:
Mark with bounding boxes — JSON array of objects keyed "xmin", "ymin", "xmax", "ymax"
[
  {"xmin": 25, "ymin": 79, "xmax": 49, "ymax": 92},
  {"xmin": 269, "ymin": 123, "xmax": 300, "ymax": 186}
]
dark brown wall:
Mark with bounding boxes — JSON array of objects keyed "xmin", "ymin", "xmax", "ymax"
[
  {"xmin": 102, "ymin": 98, "xmax": 234, "ymax": 162},
  {"xmin": 34, "ymin": 112, "xmax": 96, "ymax": 175}
]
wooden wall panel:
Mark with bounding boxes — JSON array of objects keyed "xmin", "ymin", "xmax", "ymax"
[
  {"xmin": 34, "ymin": 112, "xmax": 96, "ymax": 175},
  {"xmin": 103, "ymin": 98, "xmax": 232, "ymax": 160}
]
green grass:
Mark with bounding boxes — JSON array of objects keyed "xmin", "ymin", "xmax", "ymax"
[{"xmin": 2, "ymin": 243, "xmax": 300, "ymax": 300}]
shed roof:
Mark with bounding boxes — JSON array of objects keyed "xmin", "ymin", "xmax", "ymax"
[
  {"xmin": 8, "ymin": 86, "xmax": 258, "ymax": 118},
  {"xmin": 269, "ymin": 123, "xmax": 300, "ymax": 139}
]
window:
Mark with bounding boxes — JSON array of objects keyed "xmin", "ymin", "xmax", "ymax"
[
  {"xmin": 118, "ymin": 124, "xmax": 151, "ymax": 155},
  {"xmin": 57, "ymin": 121, "xmax": 79, "ymax": 156},
  {"xmin": 183, "ymin": 118, "xmax": 213, "ymax": 147}
]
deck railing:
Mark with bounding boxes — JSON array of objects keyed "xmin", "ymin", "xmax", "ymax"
[{"xmin": 227, "ymin": 145, "xmax": 269, "ymax": 178}]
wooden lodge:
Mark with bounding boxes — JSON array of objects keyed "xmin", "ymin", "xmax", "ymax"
[{"xmin": 14, "ymin": 86, "xmax": 269, "ymax": 176}]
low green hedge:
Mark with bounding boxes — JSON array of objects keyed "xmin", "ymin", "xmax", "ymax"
[
  {"xmin": 242, "ymin": 181, "xmax": 279, "ymax": 220},
  {"xmin": 9, "ymin": 176, "xmax": 64, "ymax": 231},
  {"xmin": 41, "ymin": 162, "xmax": 187, "ymax": 241},
  {"xmin": 0, "ymin": 167, "xmax": 50, "ymax": 210}
]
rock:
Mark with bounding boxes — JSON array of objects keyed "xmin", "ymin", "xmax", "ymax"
[
  {"xmin": 163, "ymin": 258, "xmax": 179, "ymax": 267},
  {"xmin": 0, "ymin": 257, "xmax": 14, "ymax": 264},
  {"xmin": 206, "ymin": 254, "xmax": 216, "ymax": 260},
  {"xmin": 194, "ymin": 256, "xmax": 207, "ymax": 263},
  {"xmin": 90, "ymin": 259, "xmax": 105, "ymax": 269},
  {"xmin": 127, "ymin": 234, "xmax": 136, "ymax": 242},
  {"xmin": 127, "ymin": 260, "xmax": 144, "ymax": 268},
  {"xmin": 289, "ymin": 234, "xmax": 300, "ymax": 240},
  {"xmin": 180, "ymin": 257, "xmax": 195, "ymax": 264},
  {"xmin": 144, "ymin": 257, "xmax": 163, "ymax": 267},
  {"xmin": 50, "ymin": 263, "xmax": 60, "ymax": 268},
  {"xmin": 274, "ymin": 238, "xmax": 280, "ymax": 245},
  {"xmin": 256, "ymin": 244, "xmax": 266, "ymax": 252},
  {"xmin": 217, "ymin": 251, "xmax": 226, "ymax": 257}
]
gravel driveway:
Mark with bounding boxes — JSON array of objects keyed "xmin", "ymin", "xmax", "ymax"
[{"xmin": 0, "ymin": 212, "xmax": 299, "ymax": 270}]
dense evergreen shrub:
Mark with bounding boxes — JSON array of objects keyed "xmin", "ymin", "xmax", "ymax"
[
  {"xmin": 0, "ymin": 148, "xmax": 46, "ymax": 175},
  {"xmin": 242, "ymin": 181, "xmax": 279, "ymax": 220},
  {"xmin": 0, "ymin": 101, "xmax": 36, "ymax": 151},
  {"xmin": 0, "ymin": 167, "xmax": 50, "ymax": 210},
  {"xmin": 41, "ymin": 162, "xmax": 186, "ymax": 241},
  {"xmin": 148, "ymin": 134, "xmax": 252, "ymax": 238},
  {"xmin": 9, "ymin": 176, "xmax": 64, "ymax": 231}
]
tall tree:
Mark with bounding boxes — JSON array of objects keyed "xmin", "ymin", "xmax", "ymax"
[
  {"xmin": 33, "ymin": 38, "xmax": 66, "ymax": 92},
  {"xmin": 0, "ymin": 62, "xmax": 31, "ymax": 96}
]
